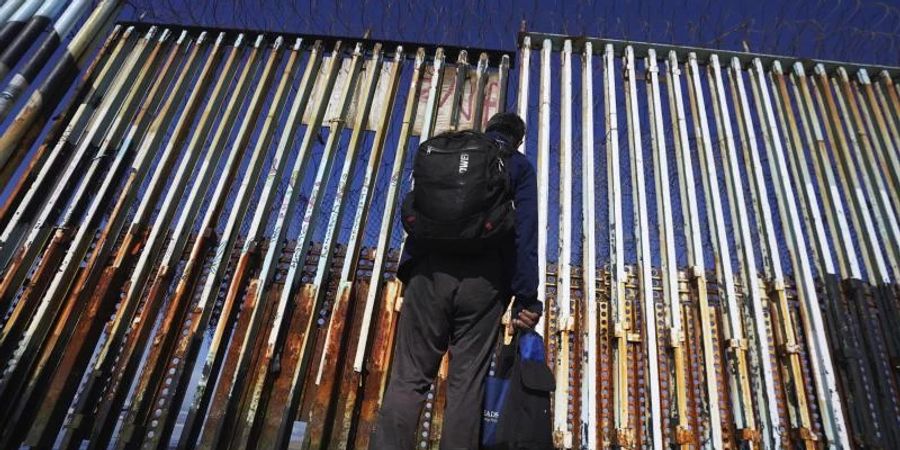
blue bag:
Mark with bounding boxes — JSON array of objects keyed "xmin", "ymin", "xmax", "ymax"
[{"xmin": 481, "ymin": 331, "xmax": 553, "ymax": 449}]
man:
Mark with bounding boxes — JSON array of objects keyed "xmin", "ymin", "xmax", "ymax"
[{"xmin": 371, "ymin": 112, "xmax": 541, "ymax": 449}]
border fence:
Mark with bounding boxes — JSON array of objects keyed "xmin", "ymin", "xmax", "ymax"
[{"xmin": 0, "ymin": 14, "xmax": 898, "ymax": 450}]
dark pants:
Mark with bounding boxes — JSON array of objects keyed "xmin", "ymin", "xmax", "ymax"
[{"xmin": 371, "ymin": 250, "xmax": 509, "ymax": 450}]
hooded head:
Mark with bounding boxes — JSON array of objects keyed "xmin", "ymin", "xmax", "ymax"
[{"xmin": 485, "ymin": 112, "xmax": 526, "ymax": 148}]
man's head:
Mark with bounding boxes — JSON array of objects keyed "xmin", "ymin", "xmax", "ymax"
[{"xmin": 485, "ymin": 112, "xmax": 525, "ymax": 148}]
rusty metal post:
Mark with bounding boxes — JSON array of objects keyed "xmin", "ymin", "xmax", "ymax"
[
  {"xmin": 447, "ymin": 50, "xmax": 469, "ymax": 129},
  {"xmin": 17, "ymin": 32, "xmax": 243, "ymax": 450},
  {"xmin": 0, "ymin": 29, "xmax": 173, "ymax": 369},
  {"xmin": 0, "ymin": 30, "xmax": 205, "ymax": 438},
  {"xmin": 352, "ymin": 47, "xmax": 441, "ymax": 373},
  {"xmin": 645, "ymin": 49, "xmax": 692, "ymax": 449},
  {"xmin": 88, "ymin": 35, "xmax": 276, "ymax": 450},
  {"xmin": 303, "ymin": 45, "xmax": 390, "ymax": 449},
  {"xmin": 0, "ymin": 24, "xmax": 126, "ymax": 226},
  {"xmin": 773, "ymin": 62, "xmax": 887, "ymax": 448},
  {"xmin": 688, "ymin": 54, "xmax": 758, "ymax": 447},
  {"xmin": 603, "ymin": 43, "xmax": 635, "ymax": 448},
  {"xmin": 833, "ymin": 68, "xmax": 900, "ymax": 279},
  {"xmin": 623, "ymin": 45, "xmax": 663, "ymax": 450},
  {"xmin": 580, "ymin": 41, "xmax": 599, "ymax": 450},
  {"xmin": 0, "ymin": 27, "xmax": 154, "ymax": 309},
  {"xmin": 724, "ymin": 57, "xmax": 788, "ymax": 450},
  {"xmin": 122, "ymin": 35, "xmax": 282, "ymax": 450},
  {"xmin": 0, "ymin": 0, "xmax": 75, "ymax": 113},
  {"xmin": 0, "ymin": 25, "xmax": 128, "ymax": 447},
  {"xmin": 120, "ymin": 36, "xmax": 295, "ymax": 450},
  {"xmin": 0, "ymin": 0, "xmax": 124, "ymax": 174},
  {"xmin": 535, "ymin": 40, "xmax": 550, "ymax": 336},
  {"xmin": 200, "ymin": 42, "xmax": 350, "ymax": 450},
  {"xmin": 856, "ymin": 71, "xmax": 900, "ymax": 215},
  {"xmin": 811, "ymin": 66, "xmax": 900, "ymax": 361},
  {"xmin": 330, "ymin": 48, "xmax": 425, "ymax": 450},
  {"xmin": 23, "ymin": 30, "xmax": 190, "ymax": 450},
  {"xmin": 472, "ymin": 52, "xmax": 490, "ymax": 130},
  {"xmin": 754, "ymin": 59, "xmax": 850, "ymax": 449},
  {"xmin": 167, "ymin": 39, "xmax": 322, "ymax": 450},
  {"xmin": 497, "ymin": 54, "xmax": 510, "ymax": 113},
  {"xmin": 666, "ymin": 50, "xmax": 722, "ymax": 450},
  {"xmin": 67, "ymin": 30, "xmax": 223, "ymax": 447},
  {"xmin": 551, "ymin": 39, "xmax": 575, "ymax": 449},
  {"xmin": 54, "ymin": 34, "xmax": 263, "ymax": 450}
]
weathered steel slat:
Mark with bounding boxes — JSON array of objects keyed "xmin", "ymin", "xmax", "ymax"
[
  {"xmin": 110, "ymin": 35, "xmax": 276, "ymax": 450},
  {"xmin": 0, "ymin": 24, "xmax": 126, "ymax": 239},
  {"xmin": 856, "ymin": 71, "xmax": 900, "ymax": 217},
  {"xmin": 330, "ymin": 48, "xmax": 426, "ymax": 450},
  {"xmin": 580, "ymin": 41, "xmax": 599, "ymax": 450},
  {"xmin": 875, "ymin": 73, "xmax": 900, "ymax": 139},
  {"xmin": 141, "ymin": 35, "xmax": 287, "ymax": 450},
  {"xmin": 645, "ymin": 48, "xmax": 691, "ymax": 449},
  {"xmin": 772, "ymin": 62, "xmax": 891, "ymax": 449},
  {"xmin": 812, "ymin": 66, "xmax": 892, "ymax": 285},
  {"xmin": 164, "ymin": 38, "xmax": 316, "ymax": 450},
  {"xmin": 0, "ymin": 27, "xmax": 132, "ymax": 449},
  {"xmin": 0, "ymin": 0, "xmax": 125, "ymax": 179},
  {"xmin": 0, "ymin": 27, "xmax": 157, "ymax": 313},
  {"xmin": 0, "ymin": 30, "xmax": 204, "ymax": 442},
  {"xmin": 0, "ymin": 0, "xmax": 44, "ymax": 80},
  {"xmin": 534, "ymin": 39, "xmax": 550, "ymax": 336},
  {"xmin": 472, "ymin": 52, "xmax": 490, "ymax": 131},
  {"xmin": 43, "ymin": 34, "xmax": 243, "ymax": 450},
  {"xmin": 347, "ymin": 278, "xmax": 402, "ymax": 450},
  {"xmin": 3, "ymin": 22, "xmax": 899, "ymax": 449},
  {"xmin": 352, "ymin": 46, "xmax": 437, "ymax": 375},
  {"xmin": 686, "ymin": 54, "xmax": 756, "ymax": 446},
  {"xmin": 208, "ymin": 41, "xmax": 360, "ymax": 450},
  {"xmin": 0, "ymin": 0, "xmax": 72, "ymax": 119},
  {"xmin": 37, "ymin": 29, "xmax": 193, "ymax": 450},
  {"xmin": 319, "ymin": 52, "xmax": 403, "ymax": 448},
  {"xmin": 516, "ymin": 35, "xmax": 530, "ymax": 154},
  {"xmin": 0, "ymin": 1, "xmax": 107, "ymax": 199},
  {"xmin": 602, "ymin": 43, "xmax": 633, "ymax": 448},
  {"xmin": 623, "ymin": 45, "xmax": 663, "ymax": 450},
  {"xmin": 832, "ymin": 69, "xmax": 900, "ymax": 280},
  {"xmin": 220, "ymin": 44, "xmax": 362, "ymax": 446},
  {"xmin": 666, "ymin": 50, "xmax": 723, "ymax": 450},
  {"xmin": 447, "ymin": 50, "xmax": 469, "ymax": 129},
  {"xmin": 754, "ymin": 59, "xmax": 850, "ymax": 449},
  {"xmin": 0, "ymin": 29, "xmax": 175, "ymax": 377},
  {"xmin": 708, "ymin": 55, "xmax": 766, "ymax": 447},
  {"xmin": 810, "ymin": 65, "xmax": 900, "ymax": 380},
  {"xmin": 552, "ymin": 39, "xmax": 574, "ymax": 449},
  {"xmin": 112, "ymin": 34, "xmax": 251, "ymax": 444},
  {"xmin": 303, "ymin": 45, "xmax": 390, "ymax": 449},
  {"xmin": 49, "ymin": 31, "xmax": 204, "ymax": 449},
  {"xmin": 722, "ymin": 59, "xmax": 800, "ymax": 448},
  {"xmin": 55, "ymin": 34, "xmax": 261, "ymax": 450}
]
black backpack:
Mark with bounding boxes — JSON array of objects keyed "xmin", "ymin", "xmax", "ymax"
[{"xmin": 401, "ymin": 130, "xmax": 514, "ymax": 253}]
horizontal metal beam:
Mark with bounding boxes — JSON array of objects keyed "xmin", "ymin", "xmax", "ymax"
[
  {"xmin": 119, "ymin": 20, "xmax": 513, "ymax": 67},
  {"xmin": 519, "ymin": 31, "xmax": 900, "ymax": 77}
]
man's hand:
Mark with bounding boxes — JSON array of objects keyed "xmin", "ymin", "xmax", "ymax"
[{"xmin": 512, "ymin": 308, "xmax": 540, "ymax": 330}]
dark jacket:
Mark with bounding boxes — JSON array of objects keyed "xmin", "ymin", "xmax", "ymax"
[{"xmin": 397, "ymin": 131, "xmax": 541, "ymax": 314}]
